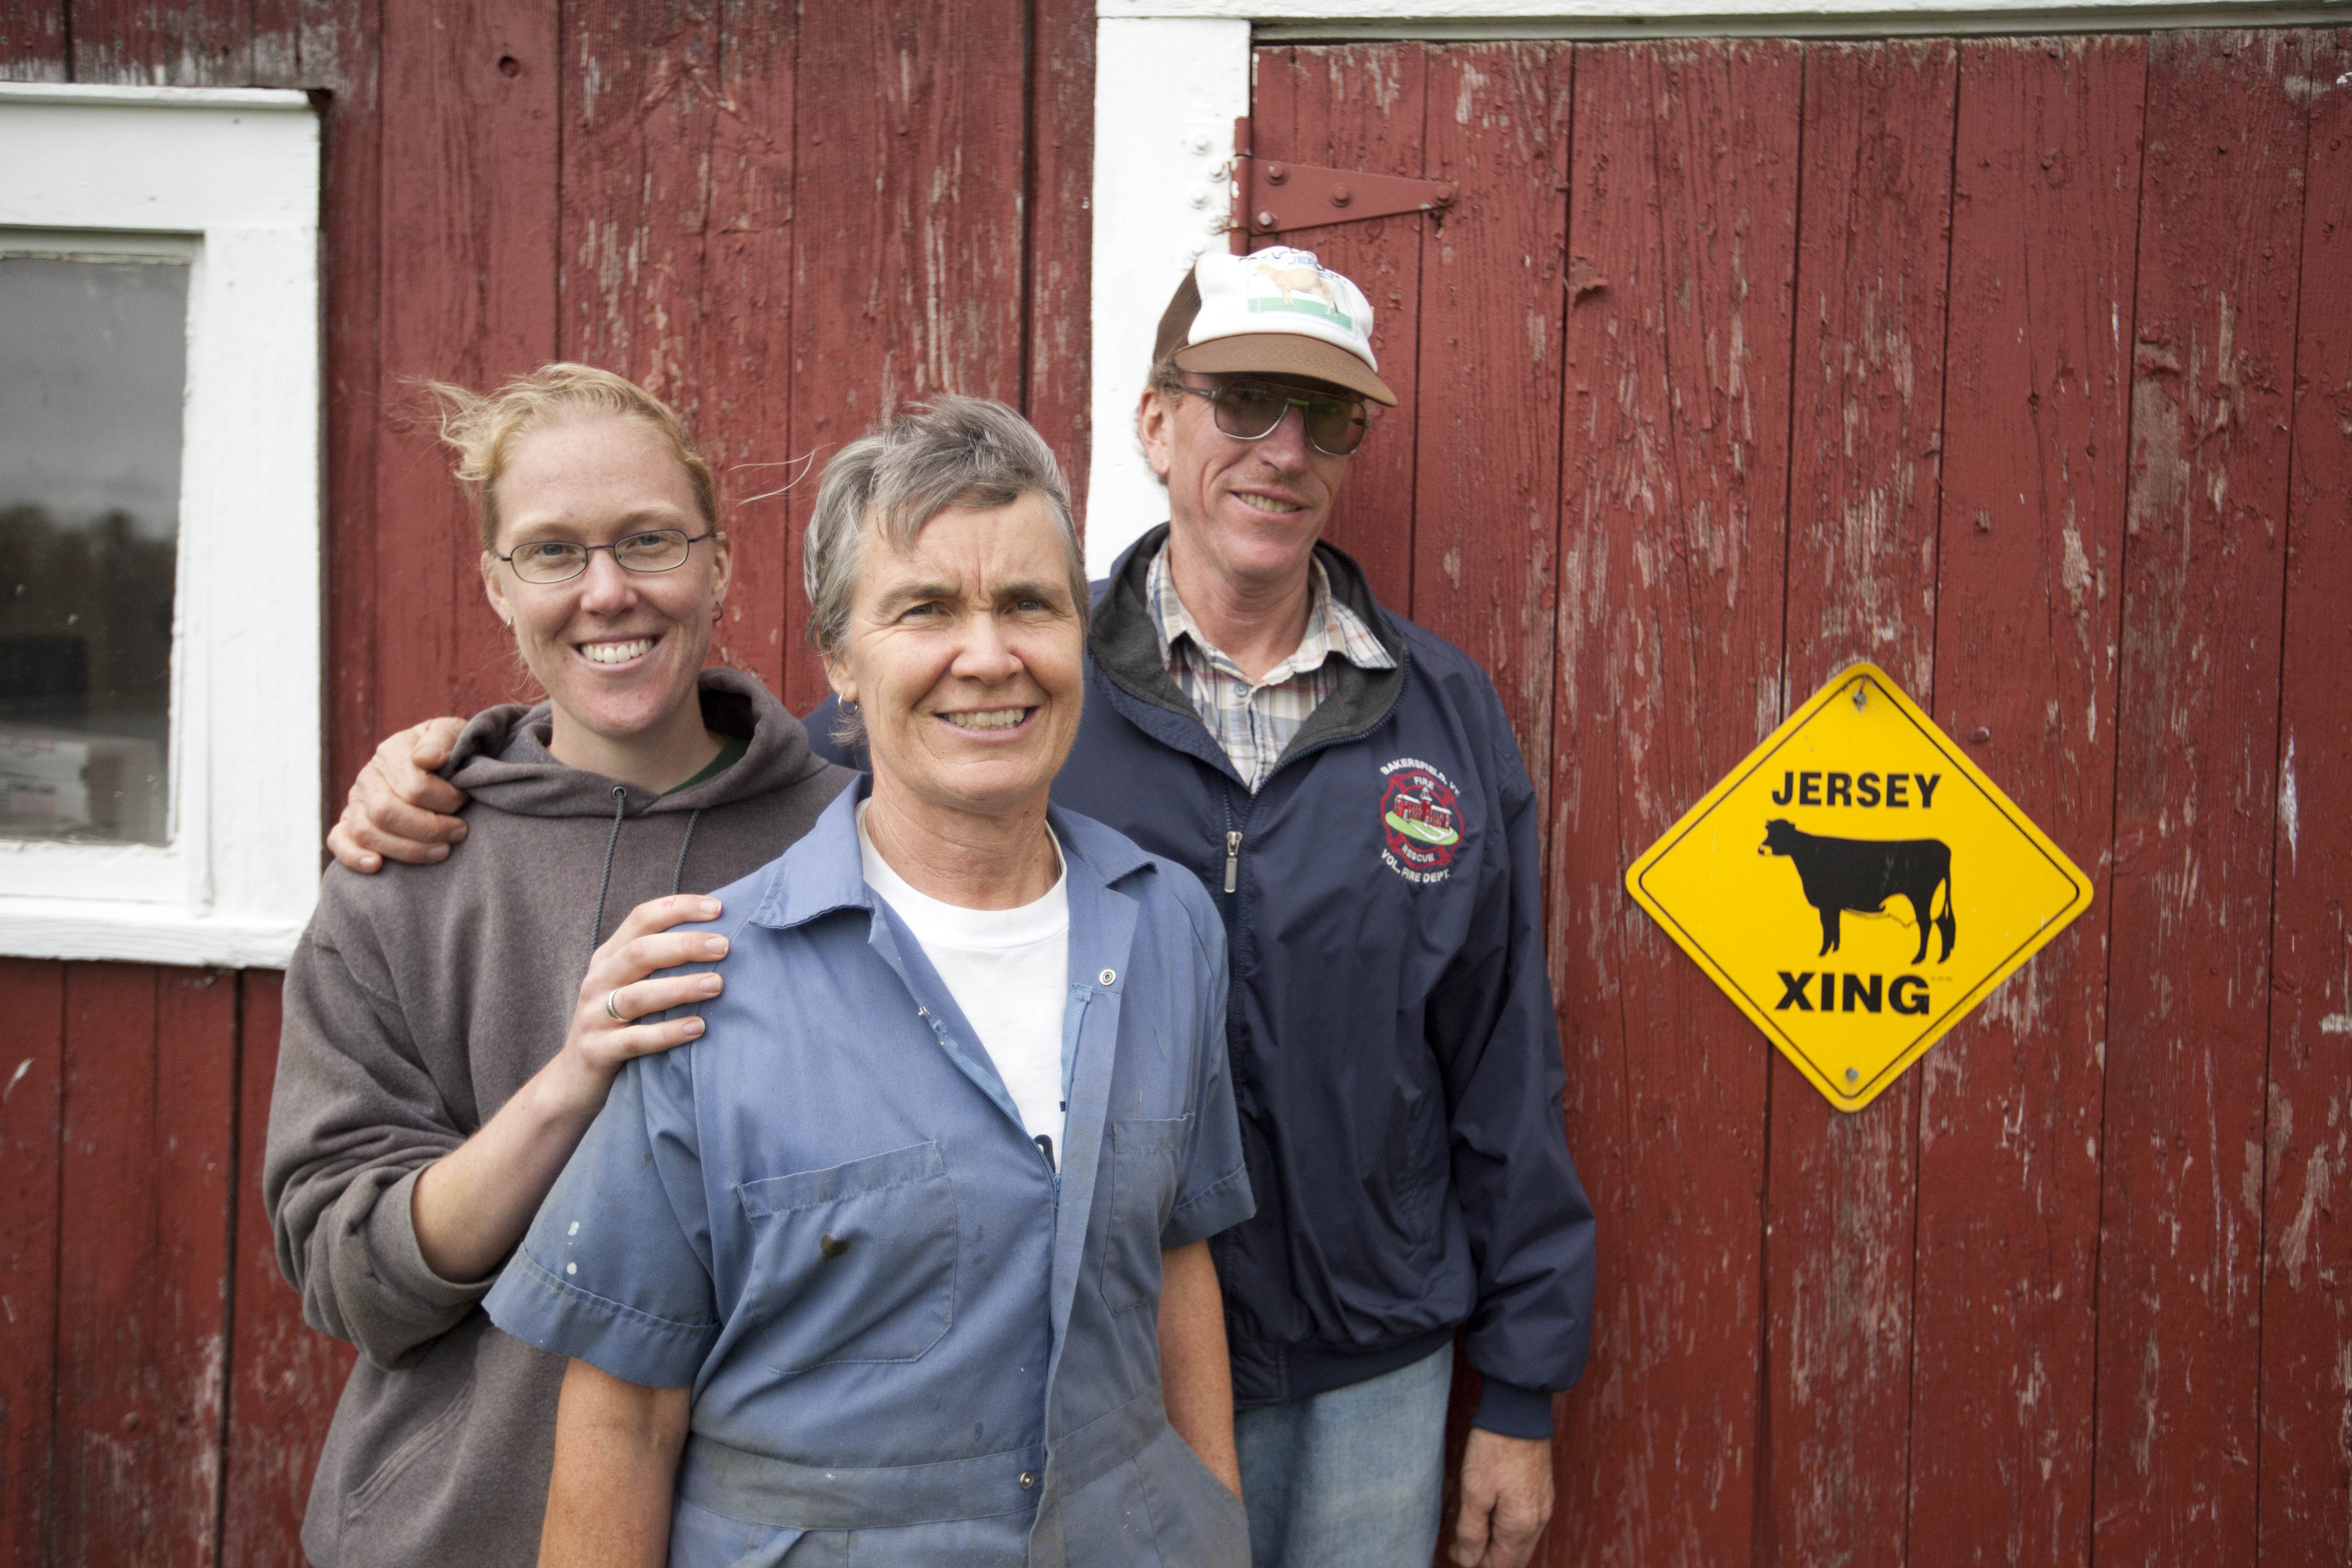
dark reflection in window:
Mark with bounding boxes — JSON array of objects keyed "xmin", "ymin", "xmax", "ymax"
[{"xmin": 0, "ymin": 253, "xmax": 187, "ymax": 846}]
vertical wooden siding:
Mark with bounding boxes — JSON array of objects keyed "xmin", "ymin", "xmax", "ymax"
[{"xmin": 1249, "ymin": 28, "xmax": 2348, "ymax": 1568}]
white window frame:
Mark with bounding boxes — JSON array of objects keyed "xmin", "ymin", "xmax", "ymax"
[
  {"xmin": 0, "ymin": 83, "xmax": 320, "ymax": 967},
  {"xmin": 1085, "ymin": 0, "xmax": 2341, "ymax": 575}
]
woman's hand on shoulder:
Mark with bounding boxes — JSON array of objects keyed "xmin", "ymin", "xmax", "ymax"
[
  {"xmin": 549, "ymin": 896, "xmax": 732, "ymax": 1119},
  {"xmin": 327, "ymin": 716, "xmax": 472, "ymax": 872}
]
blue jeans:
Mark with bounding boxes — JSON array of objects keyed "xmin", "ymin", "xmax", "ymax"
[{"xmin": 1232, "ymin": 1345, "xmax": 1455, "ymax": 1568}]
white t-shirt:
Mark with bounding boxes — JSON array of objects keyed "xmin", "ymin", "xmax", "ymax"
[{"xmin": 858, "ymin": 803, "xmax": 1071, "ymax": 1162}]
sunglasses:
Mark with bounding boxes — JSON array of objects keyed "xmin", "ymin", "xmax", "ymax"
[{"xmin": 1180, "ymin": 377, "xmax": 1371, "ymax": 457}]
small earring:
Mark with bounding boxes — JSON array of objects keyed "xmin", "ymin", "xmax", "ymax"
[{"xmin": 840, "ymin": 697, "xmax": 860, "ymax": 716}]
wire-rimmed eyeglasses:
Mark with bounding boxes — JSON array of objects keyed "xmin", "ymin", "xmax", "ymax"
[
  {"xmin": 495, "ymin": 528, "xmax": 715, "ymax": 585},
  {"xmin": 1179, "ymin": 378, "xmax": 1371, "ymax": 457}
]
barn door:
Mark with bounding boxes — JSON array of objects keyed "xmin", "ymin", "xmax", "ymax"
[{"xmin": 1244, "ymin": 30, "xmax": 2349, "ymax": 1568}]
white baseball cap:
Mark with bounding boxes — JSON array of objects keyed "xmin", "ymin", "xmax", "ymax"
[{"xmin": 1152, "ymin": 245, "xmax": 1396, "ymax": 406}]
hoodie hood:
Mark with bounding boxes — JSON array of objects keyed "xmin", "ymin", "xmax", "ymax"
[{"xmin": 446, "ymin": 666, "xmax": 830, "ymax": 818}]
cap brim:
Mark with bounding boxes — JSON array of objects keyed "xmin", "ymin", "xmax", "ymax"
[{"xmin": 1173, "ymin": 333, "xmax": 1397, "ymax": 407}]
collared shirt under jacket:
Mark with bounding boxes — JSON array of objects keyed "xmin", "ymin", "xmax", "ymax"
[{"xmin": 485, "ymin": 784, "xmax": 1256, "ymax": 1567}]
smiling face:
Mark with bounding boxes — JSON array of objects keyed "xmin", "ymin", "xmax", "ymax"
[
  {"xmin": 1139, "ymin": 371, "xmax": 1354, "ymax": 592},
  {"xmin": 479, "ymin": 412, "xmax": 732, "ymax": 764},
  {"xmin": 822, "ymin": 492, "xmax": 1085, "ymax": 825}
]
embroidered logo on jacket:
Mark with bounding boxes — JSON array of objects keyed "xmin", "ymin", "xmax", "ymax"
[{"xmin": 1379, "ymin": 758, "xmax": 1463, "ymax": 884}]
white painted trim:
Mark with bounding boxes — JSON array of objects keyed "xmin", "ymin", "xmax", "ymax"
[
  {"xmin": 1250, "ymin": 2, "xmax": 2345, "ymax": 36},
  {"xmin": 1100, "ymin": 0, "xmax": 2330, "ymax": 18},
  {"xmin": 1086, "ymin": 18, "xmax": 1251, "ymax": 577},
  {"xmin": 0, "ymin": 84, "xmax": 321, "ymax": 968},
  {"xmin": 0, "ymin": 83, "xmax": 311, "ymax": 110}
]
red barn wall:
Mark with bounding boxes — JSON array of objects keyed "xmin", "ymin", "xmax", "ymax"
[{"xmin": 2, "ymin": 7, "xmax": 2348, "ymax": 1567}]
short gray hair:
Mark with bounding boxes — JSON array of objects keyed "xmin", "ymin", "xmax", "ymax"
[{"xmin": 803, "ymin": 397, "xmax": 1086, "ymax": 733}]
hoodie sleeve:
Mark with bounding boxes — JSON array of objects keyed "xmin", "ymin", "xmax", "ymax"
[{"xmin": 263, "ymin": 915, "xmax": 495, "ymax": 1370}]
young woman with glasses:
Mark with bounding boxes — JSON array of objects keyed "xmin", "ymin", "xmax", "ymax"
[{"xmin": 262, "ymin": 364, "xmax": 855, "ymax": 1568}]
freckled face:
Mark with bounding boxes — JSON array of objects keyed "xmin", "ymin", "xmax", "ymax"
[
  {"xmin": 480, "ymin": 413, "xmax": 731, "ymax": 748},
  {"xmin": 824, "ymin": 493, "xmax": 1085, "ymax": 821}
]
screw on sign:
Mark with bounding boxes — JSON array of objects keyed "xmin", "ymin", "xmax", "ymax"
[{"xmin": 1624, "ymin": 663, "xmax": 2092, "ymax": 1111}]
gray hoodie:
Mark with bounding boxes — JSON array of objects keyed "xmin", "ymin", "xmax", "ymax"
[{"xmin": 264, "ymin": 669, "xmax": 854, "ymax": 1568}]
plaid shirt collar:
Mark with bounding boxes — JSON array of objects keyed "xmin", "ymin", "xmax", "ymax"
[{"xmin": 1145, "ymin": 542, "xmax": 1395, "ymax": 688}]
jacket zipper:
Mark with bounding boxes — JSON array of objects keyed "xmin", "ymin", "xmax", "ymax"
[{"xmin": 1223, "ymin": 829, "xmax": 1242, "ymax": 893}]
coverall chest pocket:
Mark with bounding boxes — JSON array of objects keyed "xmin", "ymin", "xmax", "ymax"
[
  {"xmin": 1100, "ymin": 1117, "xmax": 1190, "ymax": 1315},
  {"xmin": 734, "ymin": 1141, "xmax": 957, "ymax": 1376}
]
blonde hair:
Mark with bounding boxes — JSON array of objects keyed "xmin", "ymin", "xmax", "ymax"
[{"xmin": 423, "ymin": 363, "xmax": 720, "ymax": 547}]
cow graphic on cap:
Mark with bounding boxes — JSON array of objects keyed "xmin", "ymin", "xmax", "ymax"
[
  {"xmin": 1252, "ymin": 256, "xmax": 1345, "ymax": 316},
  {"xmin": 1759, "ymin": 819, "xmax": 1956, "ymax": 965}
]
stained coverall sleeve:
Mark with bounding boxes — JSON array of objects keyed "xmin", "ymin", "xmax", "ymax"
[{"xmin": 483, "ymin": 1048, "xmax": 720, "ymax": 1389}]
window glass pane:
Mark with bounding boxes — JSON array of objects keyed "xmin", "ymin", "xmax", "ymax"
[{"xmin": 0, "ymin": 253, "xmax": 187, "ymax": 846}]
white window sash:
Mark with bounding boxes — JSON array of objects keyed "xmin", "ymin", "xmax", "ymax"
[{"xmin": 0, "ymin": 84, "xmax": 320, "ymax": 968}]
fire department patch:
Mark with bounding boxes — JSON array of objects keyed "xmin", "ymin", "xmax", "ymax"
[{"xmin": 1379, "ymin": 758, "xmax": 1463, "ymax": 884}]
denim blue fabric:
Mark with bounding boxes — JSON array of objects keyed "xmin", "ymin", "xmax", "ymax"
[
  {"xmin": 1233, "ymin": 1344, "xmax": 1454, "ymax": 1568},
  {"xmin": 485, "ymin": 785, "xmax": 1254, "ymax": 1566}
]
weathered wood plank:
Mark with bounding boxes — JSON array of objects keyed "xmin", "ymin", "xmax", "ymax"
[
  {"xmin": 0, "ymin": 3, "xmax": 67, "ymax": 78},
  {"xmin": 66, "ymin": 0, "xmax": 246, "ymax": 82},
  {"xmin": 221, "ymin": 973, "xmax": 353, "ymax": 1568},
  {"xmin": 1762, "ymin": 39, "xmax": 1956, "ymax": 1568},
  {"xmin": 697, "ymin": 0, "xmax": 799, "ymax": 694},
  {"xmin": 1252, "ymin": 41, "xmax": 1431, "ymax": 616},
  {"xmin": 248, "ymin": 0, "xmax": 389, "ymax": 843},
  {"xmin": 561, "ymin": 0, "xmax": 803, "ymax": 692},
  {"xmin": 2257, "ymin": 28, "xmax": 2352, "ymax": 1567},
  {"xmin": 782, "ymin": 0, "xmax": 1029, "ymax": 713},
  {"xmin": 1544, "ymin": 40, "xmax": 1800, "ymax": 1568},
  {"xmin": 372, "ymin": 0, "xmax": 561, "ymax": 732},
  {"xmin": 0, "ymin": 962, "xmax": 64, "ymax": 1568},
  {"xmin": 1906, "ymin": 35, "xmax": 2143, "ymax": 1568},
  {"xmin": 1025, "ymin": 0, "xmax": 1094, "ymax": 533},
  {"xmin": 52, "ymin": 966, "xmax": 237, "ymax": 1568},
  {"xmin": 1412, "ymin": 41, "xmax": 1572, "ymax": 792},
  {"xmin": 2093, "ymin": 27, "xmax": 2311, "ymax": 1564}
]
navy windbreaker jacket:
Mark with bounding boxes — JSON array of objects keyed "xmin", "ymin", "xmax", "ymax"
[{"xmin": 809, "ymin": 526, "xmax": 1595, "ymax": 1437}]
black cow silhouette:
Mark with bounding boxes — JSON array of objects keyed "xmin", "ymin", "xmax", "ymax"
[{"xmin": 1759, "ymin": 818, "xmax": 1955, "ymax": 965}]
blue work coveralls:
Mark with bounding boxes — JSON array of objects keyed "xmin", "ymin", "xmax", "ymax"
[{"xmin": 485, "ymin": 787, "xmax": 1256, "ymax": 1566}]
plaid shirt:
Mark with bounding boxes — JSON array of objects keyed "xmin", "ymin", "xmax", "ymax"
[{"xmin": 1147, "ymin": 542, "xmax": 1396, "ymax": 793}]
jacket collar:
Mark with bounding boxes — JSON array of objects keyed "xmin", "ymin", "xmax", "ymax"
[
  {"xmin": 748, "ymin": 775, "xmax": 1153, "ymax": 931},
  {"xmin": 1090, "ymin": 523, "xmax": 1411, "ymax": 773}
]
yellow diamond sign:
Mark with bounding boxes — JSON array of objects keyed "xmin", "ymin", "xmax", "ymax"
[{"xmin": 1625, "ymin": 663, "xmax": 2092, "ymax": 1112}]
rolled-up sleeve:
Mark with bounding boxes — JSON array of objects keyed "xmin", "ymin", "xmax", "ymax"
[
  {"xmin": 265, "ymin": 922, "xmax": 492, "ymax": 1370},
  {"xmin": 485, "ymin": 1050, "xmax": 720, "ymax": 1390},
  {"xmin": 1160, "ymin": 881, "xmax": 1254, "ymax": 1252}
]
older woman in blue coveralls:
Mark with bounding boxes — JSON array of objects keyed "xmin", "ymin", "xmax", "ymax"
[{"xmin": 484, "ymin": 397, "xmax": 1256, "ymax": 1568}]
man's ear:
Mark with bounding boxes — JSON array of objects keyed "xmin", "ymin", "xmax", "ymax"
[
  {"xmin": 479, "ymin": 551, "xmax": 511, "ymax": 625},
  {"xmin": 1136, "ymin": 386, "xmax": 1176, "ymax": 482}
]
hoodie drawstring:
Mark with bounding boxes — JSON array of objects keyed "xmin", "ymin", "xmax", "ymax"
[
  {"xmin": 589, "ymin": 785, "xmax": 626, "ymax": 958},
  {"xmin": 670, "ymin": 809, "xmax": 702, "ymax": 896},
  {"xmin": 588, "ymin": 794, "xmax": 707, "ymax": 960}
]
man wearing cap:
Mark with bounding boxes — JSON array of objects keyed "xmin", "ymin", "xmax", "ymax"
[{"xmin": 329, "ymin": 247, "xmax": 1594, "ymax": 1568}]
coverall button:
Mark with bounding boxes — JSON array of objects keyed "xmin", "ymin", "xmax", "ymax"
[
  {"xmin": 1019, "ymin": 1471, "xmax": 1036, "ymax": 1490},
  {"xmin": 1098, "ymin": 969, "xmax": 1116, "ymax": 986}
]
